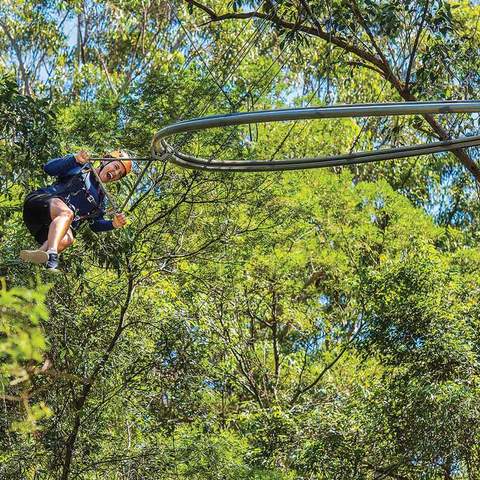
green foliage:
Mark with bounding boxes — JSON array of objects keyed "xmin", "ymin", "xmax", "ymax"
[
  {"xmin": 0, "ymin": 280, "xmax": 52, "ymax": 435},
  {"xmin": 0, "ymin": 75, "xmax": 59, "ymax": 192},
  {"xmin": 2, "ymin": 1, "xmax": 480, "ymax": 479}
]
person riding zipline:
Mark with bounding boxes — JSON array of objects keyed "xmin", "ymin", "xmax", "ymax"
[{"xmin": 20, "ymin": 150, "xmax": 131, "ymax": 271}]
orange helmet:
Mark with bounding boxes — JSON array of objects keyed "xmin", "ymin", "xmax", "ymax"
[{"xmin": 108, "ymin": 150, "xmax": 132, "ymax": 176}]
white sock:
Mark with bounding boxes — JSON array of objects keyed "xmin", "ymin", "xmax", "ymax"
[{"xmin": 47, "ymin": 248, "xmax": 58, "ymax": 255}]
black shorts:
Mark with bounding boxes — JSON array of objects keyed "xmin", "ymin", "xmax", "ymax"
[{"xmin": 23, "ymin": 192, "xmax": 54, "ymax": 245}]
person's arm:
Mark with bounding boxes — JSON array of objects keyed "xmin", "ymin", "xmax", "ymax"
[
  {"xmin": 43, "ymin": 151, "xmax": 89, "ymax": 176},
  {"xmin": 89, "ymin": 217, "xmax": 114, "ymax": 232},
  {"xmin": 89, "ymin": 213, "xmax": 127, "ymax": 233},
  {"xmin": 43, "ymin": 154, "xmax": 78, "ymax": 176}
]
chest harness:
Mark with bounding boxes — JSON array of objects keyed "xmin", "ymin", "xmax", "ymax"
[{"xmin": 58, "ymin": 166, "xmax": 106, "ymax": 223}]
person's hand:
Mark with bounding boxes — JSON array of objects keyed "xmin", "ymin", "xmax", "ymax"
[
  {"xmin": 75, "ymin": 150, "xmax": 90, "ymax": 165},
  {"xmin": 112, "ymin": 213, "xmax": 127, "ymax": 229}
]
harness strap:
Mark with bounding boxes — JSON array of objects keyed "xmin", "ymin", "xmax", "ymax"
[{"xmin": 61, "ymin": 166, "xmax": 105, "ymax": 222}]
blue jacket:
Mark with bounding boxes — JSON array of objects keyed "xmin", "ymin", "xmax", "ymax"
[{"xmin": 38, "ymin": 154, "xmax": 114, "ymax": 232}]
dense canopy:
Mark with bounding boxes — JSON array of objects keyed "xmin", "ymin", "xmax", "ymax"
[{"xmin": 2, "ymin": 1, "xmax": 480, "ymax": 479}]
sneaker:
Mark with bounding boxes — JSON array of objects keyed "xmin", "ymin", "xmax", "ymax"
[
  {"xmin": 20, "ymin": 249, "xmax": 49, "ymax": 264},
  {"xmin": 45, "ymin": 252, "xmax": 60, "ymax": 272}
]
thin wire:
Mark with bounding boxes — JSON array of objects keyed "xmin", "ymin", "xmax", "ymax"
[
  {"xmin": 185, "ymin": 1, "xmax": 278, "ymax": 118},
  {"xmin": 269, "ymin": 84, "xmax": 326, "ymax": 161},
  {"xmin": 122, "ymin": 0, "xmax": 277, "ymax": 212},
  {"xmin": 168, "ymin": 0, "xmax": 274, "ymax": 123},
  {"xmin": 207, "ymin": 3, "xmax": 305, "ymax": 162},
  {"xmin": 178, "ymin": 0, "xmax": 260, "ymax": 79},
  {"xmin": 346, "ymin": 15, "xmax": 433, "ymax": 159},
  {"xmin": 209, "ymin": 42, "xmax": 296, "ymax": 161},
  {"xmin": 138, "ymin": 1, "xmax": 267, "ymax": 167},
  {"xmin": 122, "ymin": 1, "xmax": 267, "ymax": 209},
  {"xmin": 128, "ymin": 159, "xmax": 168, "ymax": 213},
  {"xmin": 192, "ymin": 0, "xmax": 268, "ymax": 83},
  {"xmin": 268, "ymin": 0, "xmax": 335, "ymax": 161},
  {"xmin": 170, "ymin": 5, "xmax": 236, "ymax": 109},
  {"xmin": 175, "ymin": 10, "xmax": 277, "ymax": 159}
]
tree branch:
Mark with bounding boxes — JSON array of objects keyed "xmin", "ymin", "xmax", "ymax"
[
  {"xmin": 290, "ymin": 322, "xmax": 364, "ymax": 405},
  {"xmin": 187, "ymin": 0, "xmax": 480, "ymax": 182},
  {"xmin": 0, "ymin": 19, "xmax": 31, "ymax": 95},
  {"xmin": 186, "ymin": 0, "xmax": 385, "ymax": 71},
  {"xmin": 405, "ymin": 0, "xmax": 429, "ymax": 89},
  {"xmin": 61, "ymin": 274, "xmax": 135, "ymax": 480}
]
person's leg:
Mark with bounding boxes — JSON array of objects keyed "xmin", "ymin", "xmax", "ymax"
[
  {"xmin": 21, "ymin": 196, "xmax": 75, "ymax": 265},
  {"xmin": 38, "ymin": 199, "xmax": 75, "ymax": 271},
  {"xmin": 39, "ymin": 229, "xmax": 74, "ymax": 253},
  {"xmin": 57, "ymin": 229, "xmax": 74, "ymax": 253},
  {"xmin": 46, "ymin": 198, "xmax": 74, "ymax": 252}
]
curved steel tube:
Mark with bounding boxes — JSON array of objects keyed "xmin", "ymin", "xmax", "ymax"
[{"xmin": 151, "ymin": 101, "xmax": 480, "ymax": 171}]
